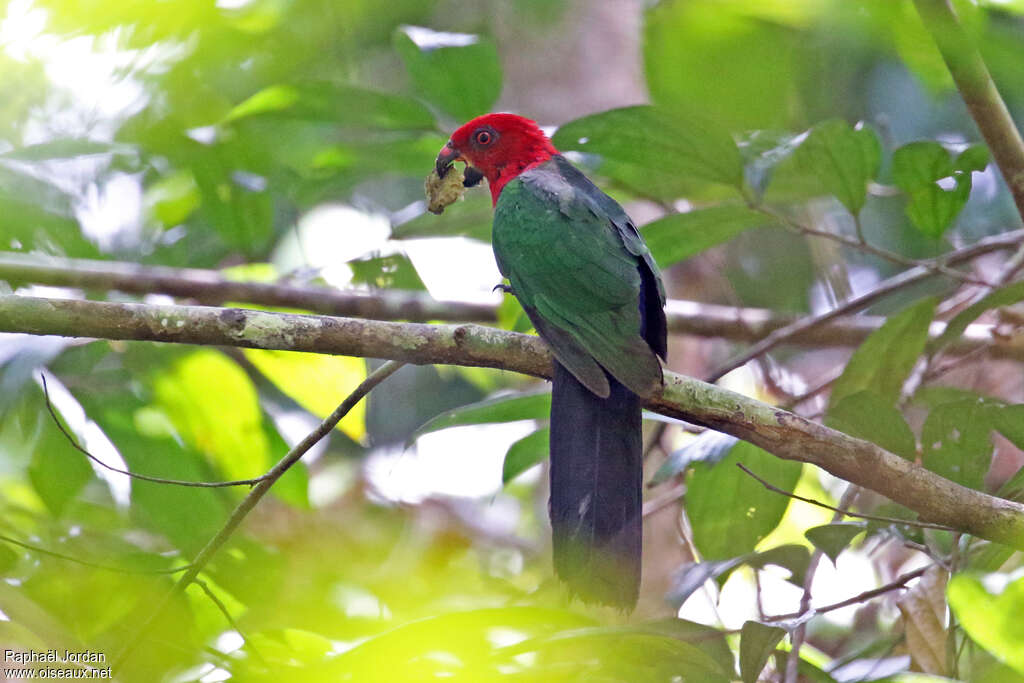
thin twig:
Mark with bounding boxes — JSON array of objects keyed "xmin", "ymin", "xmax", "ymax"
[
  {"xmin": 706, "ymin": 229, "xmax": 1020, "ymax": 383},
  {"xmin": 642, "ymin": 421, "xmax": 668, "ymax": 460},
  {"xmin": 111, "ymin": 360, "xmax": 405, "ymax": 672},
  {"xmin": 781, "ymin": 367, "xmax": 843, "ymax": 411},
  {"xmin": 736, "ymin": 464, "xmax": 958, "ymax": 531},
  {"xmin": 193, "ymin": 578, "xmax": 266, "ymax": 666},
  {"xmin": 768, "ymin": 566, "xmax": 929, "ymax": 623},
  {"xmin": 779, "ymin": 216, "xmax": 993, "ymax": 287},
  {"xmin": 0, "ymin": 532, "xmax": 190, "ymax": 575},
  {"xmin": 642, "ymin": 483, "xmax": 686, "ymax": 518},
  {"xmin": 784, "ymin": 485, "xmax": 860, "ymax": 683},
  {"xmin": 41, "ymin": 374, "xmax": 268, "ymax": 488}
]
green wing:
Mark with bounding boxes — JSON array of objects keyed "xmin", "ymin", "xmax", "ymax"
[{"xmin": 493, "ymin": 161, "xmax": 662, "ymax": 399}]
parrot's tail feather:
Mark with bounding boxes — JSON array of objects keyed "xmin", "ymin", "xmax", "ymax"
[{"xmin": 549, "ymin": 361, "xmax": 642, "ymax": 609}]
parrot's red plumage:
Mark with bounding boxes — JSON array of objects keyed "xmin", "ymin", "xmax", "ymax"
[{"xmin": 439, "ymin": 113, "xmax": 557, "ymax": 204}]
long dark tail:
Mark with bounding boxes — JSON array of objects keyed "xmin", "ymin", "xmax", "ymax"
[{"xmin": 549, "ymin": 361, "xmax": 642, "ymax": 609}]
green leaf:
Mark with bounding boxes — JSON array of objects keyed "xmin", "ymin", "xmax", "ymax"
[
  {"xmin": 644, "ymin": 1, "xmax": 796, "ymax": 131},
  {"xmin": 330, "ymin": 606, "xmax": 593, "ymax": 680},
  {"xmin": 27, "ymin": 392, "xmax": 94, "ymax": 517},
  {"xmin": 905, "ymin": 181, "xmax": 970, "ymax": 238},
  {"xmin": 955, "ymin": 144, "xmax": 990, "ymax": 173},
  {"xmin": 86, "ymin": 402, "xmax": 230, "ymax": 555},
  {"xmin": 259, "ymin": 415, "xmax": 308, "ymax": 509},
  {"xmin": 551, "ymin": 105, "xmax": 745, "ymax": 192},
  {"xmin": 502, "ymin": 427, "xmax": 549, "ymax": 484},
  {"xmin": 931, "ymin": 281, "xmax": 1024, "ymax": 353},
  {"xmin": 786, "ymin": 119, "xmax": 881, "ymax": 214},
  {"xmin": 826, "ymin": 391, "xmax": 917, "ymax": 460},
  {"xmin": 243, "ymin": 351, "xmax": 367, "ymax": 443},
  {"xmin": 892, "ymin": 141, "xmax": 979, "ymax": 237},
  {"xmin": 189, "ymin": 145, "xmax": 274, "ymax": 254},
  {"xmin": 144, "ymin": 170, "xmax": 201, "ymax": 226},
  {"xmin": 224, "ymin": 82, "xmax": 436, "ymax": 130},
  {"xmin": 829, "ymin": 297, "xmax": 936, "ymax": 409},
  {"xmin": 892, "ymin": 142, "xmax": 954, "ymax": 190},
  {"xmin": 651, "ymin": 432, "xmax": 738, "ymax": 486},
  {"xmin": 639, "ymin": 619, "xmax": 736, "ymax": 677},
  {"xmin": 153, "ymin": 350, "xmax": 272, "ymax": 480},
  {"xmin": 749, "ymin": 545, "xmax": 811, "ymax": 587},
  {"xmin": 668, "ymin": 557, "xmax": 745, "ymax": 607},
  {"xmin": 0, "ymin": 542, "xmax": 18, "ymax": 573},
  {"xmin": 669, "ymin": 545, "xmax": 810, "ymax": 607},
  {"xmin": 515, "ymin": 628, "xmax": 731, "ymax": 682},
  {"xmin": 349, "ymin": 253, "xmax": 427, "ymax": 291},
  {"xmin": 391, "ymin": 192, "xmax": 493, "ymax": 242},
  {"xmin": 921, "ymin": 399, "xmax": 993, "ymax": 490},
  {"xmin": 410, "ymin": 390, "xmax": 551, "ymax": 443},
  {"xmin": 991, "ymin": 404, "xmax": 1024, "ymax": 455},
  {"xmin": 805, "ymin": 522, "xmax": 866, "ymax": 565},
  {"xmin": 740, "ymin": 621, "xmax": 787, "ymax": 683},
  {"xmin": 394, "ymin": 26, "xmax": 501, "ymax": 122},
  {"xmin": 948, "ymin": 572, "xmax": 1024, "ymax": 675},
  {"xmin": 642, "ymin": 205, "xmax": 773, "ymax": 268},
  {"xmin": 688, "ymin": 441, "xmax": 802, "ymax": 560}
]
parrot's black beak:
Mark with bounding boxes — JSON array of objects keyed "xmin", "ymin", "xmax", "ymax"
[
  {"xmin": 436, "ymin": 141, "xmax": 485, "ymax": 188},
  {"xmin": 435, "ymin": 142, "xmax": 461, "ymax": 178}
]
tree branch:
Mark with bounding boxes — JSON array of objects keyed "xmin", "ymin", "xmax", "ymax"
[
  {"xmin": 3, "ymin": 294, "xmax": 1024, "ymax": 552},
  {"xmin": 915, "ymin": 0, "xmax": 1024, "ymax": 222},
  {"xmin": 0, "ymin": 252, "xmax": 495, "ymax": 323},
  {"xmin": 3, "ymin": 244, "xmax": 1024, "ymax": 360}
]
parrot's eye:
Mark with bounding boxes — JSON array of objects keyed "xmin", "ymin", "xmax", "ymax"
[{"xmin": 474, "ymin": 129, "xmax": 494, "ymax": 146}]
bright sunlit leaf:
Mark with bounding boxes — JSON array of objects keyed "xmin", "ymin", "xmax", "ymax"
[
  {"xmin": 948, "ymin": 572, "xmax": 1024, "ymax": 675},
  {"xmin": 153, "ymin": 350, "xmax": 271, "ymax": 480},
  {"xmin": 243, "ymin": 350, "xmax": 367, "ymax": 442}
]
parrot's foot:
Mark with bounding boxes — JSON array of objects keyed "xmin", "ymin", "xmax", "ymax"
[{"xmin": 493, "ymin": 283, "xmax": 516, "ymax": 296}]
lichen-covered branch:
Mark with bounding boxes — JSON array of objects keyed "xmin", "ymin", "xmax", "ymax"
[
  {"xmin": 3, "ymin": 247, "xmax": 1024, "ymax": 359},
  {"xmin": 2, "ymin": 293, "xmax": 1023, "ymax": 550}
]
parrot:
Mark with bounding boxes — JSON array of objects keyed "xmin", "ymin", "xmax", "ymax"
[{"xmin": 434, "ymin": 113, "xmax": 667, "ymax": 609}]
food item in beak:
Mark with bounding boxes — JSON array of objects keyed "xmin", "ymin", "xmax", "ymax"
[{"xmin": 424, "ymin": 164, "xmax": 467, "ymax": 215}]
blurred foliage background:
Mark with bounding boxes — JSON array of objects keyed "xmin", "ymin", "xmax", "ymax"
[{"xmin": 3, "ymin": 0, "xmax": 1024, "ymax": 681}]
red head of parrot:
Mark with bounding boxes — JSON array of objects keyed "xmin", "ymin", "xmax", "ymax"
[{"xmin": 435, "ymin": 113, "xmax": 558, "ymax": 205}]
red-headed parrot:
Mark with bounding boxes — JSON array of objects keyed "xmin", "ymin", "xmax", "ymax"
[{"xmin": 435, "ymin": 113, "xmax": 667, "ymax": 608}]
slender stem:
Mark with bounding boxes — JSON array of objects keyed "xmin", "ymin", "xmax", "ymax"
[
  {"xmin": 768, "ymin": 566, "xmax": 928, "ymax": 623},
  {"xmin": 706, "ymin": 229, "xmax": 1024, "ymax": 382},
  {"xmin": 0, "ymin": 532, "xmax": 190, "ymax": 575},
  {"xmin": 785, "ymin": 485, "xmax": 860, "ymax": 683},
  {"xmin": 193, "ymin": 579, "xmax": 266, "ymax": 666},
  {"xmin": 914, "ymin": 0, "xmax": 1024, "ymax": 222},
  {"xmin": 641, "ymin": 483, "xmax": 686, "ymax": 518},
  {"xmin": 772, "ymin": 208, "xmax": 992, "ymax": 287},
  {"xmin": 111, "ymin": 360, "xmax": 404, "ymax": 672},
  {"xmin": 42, "ymin": 374, "xmax": 267, "ymax": 488},
  {"xmin": 737, "ymin": 464, "xmax": 957, "ymax": 530}
]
